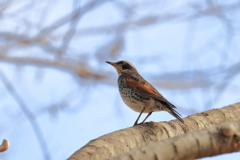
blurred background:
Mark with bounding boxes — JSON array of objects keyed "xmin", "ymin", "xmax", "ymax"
[{"xmin": 0, "ymin": 0, "xmax": 240, "ymax": 159}]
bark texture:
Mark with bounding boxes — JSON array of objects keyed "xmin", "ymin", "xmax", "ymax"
[
  {"xmin": 68, "ymin": 102, "xmax": 240, "ymax": 160},
  {"xmin": 110, "ymin": 120, "xmax": 240, "ymax": 160}
]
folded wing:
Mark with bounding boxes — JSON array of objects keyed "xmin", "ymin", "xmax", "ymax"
[{"xmin": 125, "ymin": 75, "xmax": 184, "ymax": 123}]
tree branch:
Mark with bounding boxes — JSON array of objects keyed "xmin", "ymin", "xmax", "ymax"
[
  {"xmin": 0, "ymin": 70, "xmax": 51, "ymax": 160},
  {"xmin": 110, "ymin": 120, "xmax": 240, "ymax": 160},
  {"xmin": 68, "ymin": 102, "xmax": 240, "ymax": 160}
]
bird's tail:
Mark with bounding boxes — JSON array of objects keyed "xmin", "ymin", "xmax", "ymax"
[
  {"xmin": 156, "ymin": 99, "xmax": 184, "ymax": 123},
  {"xmin": 168, "ymin": 108, "xmax": 184, "ymax": 123}
]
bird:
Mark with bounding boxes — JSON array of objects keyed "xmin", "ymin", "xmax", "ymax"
[{"xmin": 106, "ymin": 60, "xmax": 184, "ymax": 126}]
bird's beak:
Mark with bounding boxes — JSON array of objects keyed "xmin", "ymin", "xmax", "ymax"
[{"xmin": 106, "ymin": 61, "xmax": 115, "ymax": 66}]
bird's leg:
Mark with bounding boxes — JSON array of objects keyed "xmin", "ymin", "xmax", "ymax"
[
  {"xmin": 139, "ymin": 112, "xmax": 153, "ymax": 124},
  {"xmin": 133, "ymin": 107, "xmax": 145, "ymax": 126}
]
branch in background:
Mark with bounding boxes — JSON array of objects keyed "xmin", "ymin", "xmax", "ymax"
[
  {"xmin": 0, "ymin": 55, "xmax": 107, "ymax": 80},
  {"xmin": 39, "ymin": 0, "xmax": 110, "ymax": 34},
  {"xmin": 68, "ymin": 102, "xmax": 240, "ymax": 160},
  {"xmin": 74, "ymin": 1, "xmax": 240, "ymax": 36},
  {"xmin": 0, "ymin": 139, "xmax": 10, "ymax": 152},
  {"xmin": 0, "ymin": 70, "xmax": 51, "ymax": 160},
  {"xmin": 0, "ymin": 55, "xmax": 239, "ymax": 90},
  {"xmin": 111, "ymin": 120, "xmax": 240, "ymax": 160}
]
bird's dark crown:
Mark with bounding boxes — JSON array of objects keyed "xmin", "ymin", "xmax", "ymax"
[
  {"xmin": 117, "ymin": 61, "xmax": 133, "ymax": 70},
  {"xmin": 106, "ymin": 60, "xmax": 137, "ymax": 75}
]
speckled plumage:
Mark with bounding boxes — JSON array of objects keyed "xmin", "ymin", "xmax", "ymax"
[
  {"xmin": 118, "ymin": 73, "xmax": 155, "ymax": 112},
  {"xmin": 107, "ymin": 60, "xmax": 183, "ymax": 126}
]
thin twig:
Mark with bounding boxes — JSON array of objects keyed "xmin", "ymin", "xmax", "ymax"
[{"xmin": 0, "ymin": 70, "xmax": 51, "ymax": 160}]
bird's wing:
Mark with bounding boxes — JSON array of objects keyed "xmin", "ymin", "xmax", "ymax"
[
  {"xmin": 124, "ymin": 75, "xmax": 175, "ymax": 108},
  {"xmin": 124, "ymin": 75, "xmax": 184, "ymax": 123},
  {"xmin": 125, "ymin": 77, "xmax": 159, "ymax": 96}
]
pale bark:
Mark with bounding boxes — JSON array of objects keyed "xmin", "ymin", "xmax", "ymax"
[
  {"xmin": 0, "ymin": 139, "xmax": 10, "ymax": 152},
  {"xmin": 68, "ymin": 102, "xmax": 240, "ymax": 160},
  {"xmin": 111, "ymin": 120, "xmax": 240, "ymax": 160}
]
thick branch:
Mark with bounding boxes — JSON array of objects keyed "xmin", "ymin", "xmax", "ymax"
[
  {"xmin": 111, "ymin": 120, "xmax": 240, "ymax": 160},
  {"xmin": 0, "ymin": 139, "xmax": 10, "ymax": 152},
  {"xmin": 68, "ymin": 102, "xmax": 240, "ymax": 160}
]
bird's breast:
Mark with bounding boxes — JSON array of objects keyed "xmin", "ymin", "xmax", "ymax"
[{"xmin": 118, "ymin": 78, "xmax": 157, "ymax": 113}]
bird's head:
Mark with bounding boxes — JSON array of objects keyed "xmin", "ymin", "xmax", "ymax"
[{"xmin": 106, "ymin": 60, "xmax": 138, "ymax": 75}]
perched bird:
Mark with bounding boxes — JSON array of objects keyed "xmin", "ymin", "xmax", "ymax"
[{"xmin": 106, "ymin": 60, "xmax": 183, "ymax": 126}]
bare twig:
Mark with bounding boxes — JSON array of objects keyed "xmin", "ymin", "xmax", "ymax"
[{"xmin": 0, "ymin": 70, "xmax": 51, "ymax": 160}]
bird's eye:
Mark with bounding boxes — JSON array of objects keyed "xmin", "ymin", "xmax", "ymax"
[{"xmin": 122, "ymin": 63, "xmax": 132, "ymax": 70}]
